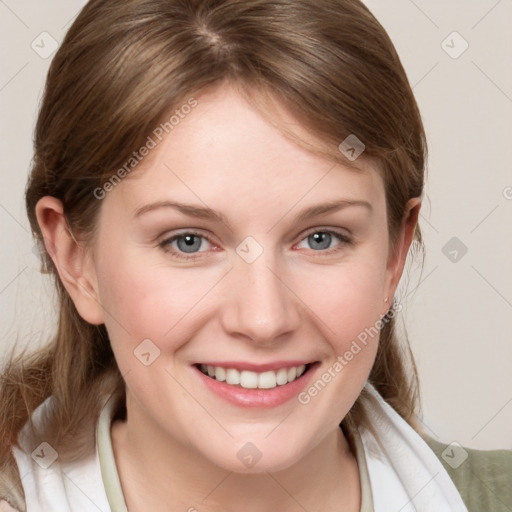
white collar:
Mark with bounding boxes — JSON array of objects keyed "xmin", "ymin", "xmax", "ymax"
[
  {"xmin": 359, "ymin": 383, "xmax": 468, "ymax": 511},
  {"xmin": 12, "ymin": 383, "xmax": 467, "ymax": 512}
]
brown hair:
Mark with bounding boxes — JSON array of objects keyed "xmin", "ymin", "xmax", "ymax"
[{"xmin": 1, "ymin": 0, "xmax": 426, "ymax": 486}]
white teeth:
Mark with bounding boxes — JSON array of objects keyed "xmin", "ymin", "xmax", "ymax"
[
  {"xmin": 199, "ymin": 364, "xmax": 309, "ymax": 389},
  {"xmin": 226, "ymin": 368, "xmax": 240, "ymax": 385},
  {"xmin": 215, "ymin": 367, "xmax": 226, "ymax": 382},
  {"xmin": 276, "ymin": 368, "xmax": 288, "ymax": 386},
  {"xmin": 258, "ymin": 371, "xmax": 277, "ymax": 389},
  {"xmin": 240, "ymin": 370, "xmax": 258, "ymax": 389}
]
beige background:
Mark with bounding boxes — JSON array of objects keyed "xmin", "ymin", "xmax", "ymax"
[{"xmin": 0, "ymin": 0, "xmax": 511, "ymax": 450}]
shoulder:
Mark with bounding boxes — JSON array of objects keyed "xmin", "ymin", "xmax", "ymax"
[
  {"xmin": 0, "ymin": 501, "xmax": 21, "ymax": 512},
  {"xmin": 423, "ymin": 435, "xmax": 512, "ymax": 512},
  {"xmin": 0, "ymin": 463, "xmax": 25, "ymax": 512}
]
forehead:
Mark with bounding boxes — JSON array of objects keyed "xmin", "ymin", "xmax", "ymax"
[{"xmin": 107, "ymin": 84, "xmax": 386, "ymax": 218}]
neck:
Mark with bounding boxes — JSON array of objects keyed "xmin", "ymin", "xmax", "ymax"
[{"xmin": 111, "ymin": 393, "xmax": 361, "ymax": 512}]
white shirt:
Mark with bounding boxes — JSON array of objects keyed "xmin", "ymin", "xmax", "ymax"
[{"xmin": 7, "ymin": 383, "xmax": 467, "ymax": 511}]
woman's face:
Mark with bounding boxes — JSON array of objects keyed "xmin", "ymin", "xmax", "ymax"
[{"xmin": 84, "ymin": 84, "xmax": 407, "ymax": 472}]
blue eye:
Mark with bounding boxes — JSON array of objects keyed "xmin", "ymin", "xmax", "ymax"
[
  {"xmin": 159, "ymin": 228, "xmax": 352, "ymax": 261},
  {"xmin": 160, "ymin": 232, "xmax": 212, "ymax": 259},
  {"xmin": 297, "ymin": 230, "xmax": 351, "ymax": 252},
  {"xmin": 307, "ymin": 232, "xmax": 333, "ymax": 250},
  {"xmin": 174, "ymin": 234, "xmax": 204, "ymax": 253}
]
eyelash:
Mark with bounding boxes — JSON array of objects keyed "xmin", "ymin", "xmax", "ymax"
[
  {"xmin": 159, "ymin": 228, "xmax": 353, "ymax": 261},
  {"xmin": 297, "ymin": 229, "xmax": 353, "ymax": 254},
  {"xmin": 159, "ymin": 231, "xmax": 217, "ymax": 261}
]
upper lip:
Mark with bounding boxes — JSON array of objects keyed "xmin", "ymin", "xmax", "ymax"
[{"xmin": 195, "ymin": 361, "xmax": 315, "ymax": 372}]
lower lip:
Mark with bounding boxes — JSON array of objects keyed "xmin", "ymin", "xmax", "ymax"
[{"xmin": 192, "ymin": 363, "xmax": 319, "ymax": 408}]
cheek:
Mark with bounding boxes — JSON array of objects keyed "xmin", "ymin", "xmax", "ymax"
[
  {"xmin": 291, "ymin": 263, "xmax": 386, "ymax": 425},
  {"xmin": 94, "ymin": 250, "xmax": 216, "ymax": 355},
  {"xmin": 297, "ymin": 259, "xmax": 387, "ymax": 344}
]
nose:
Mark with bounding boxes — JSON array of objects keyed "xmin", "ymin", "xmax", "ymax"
[{"xmin": 219, "ymin": 251, "xmax": 301, "ymax": 345}]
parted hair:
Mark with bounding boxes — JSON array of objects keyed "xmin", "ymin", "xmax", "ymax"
[{"xmin": 1, "ymin": 0, "xmax": 426, "ymax": 490}]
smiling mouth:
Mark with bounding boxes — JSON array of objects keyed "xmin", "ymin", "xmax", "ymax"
[{"xmin": 196, "ymin": 363, "xmax": 313, "ymax": 390}]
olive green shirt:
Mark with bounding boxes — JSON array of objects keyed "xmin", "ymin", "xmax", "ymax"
[{"xmin": 423, "ymin": 436, "xmax": 512, "ymax": 512}]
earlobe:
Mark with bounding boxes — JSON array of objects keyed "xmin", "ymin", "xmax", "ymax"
[
  {"xmin": 35, "ymin": 196, "xmax": 105, "ymax": 325},
  {"xmin": 383, "ymin": 197, "xmax": 422, "ymax": 312}
]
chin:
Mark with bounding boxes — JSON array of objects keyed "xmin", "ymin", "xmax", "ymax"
[{"xmin": 197, "ymin": 434, "xmax": 310, "ymax": 474}]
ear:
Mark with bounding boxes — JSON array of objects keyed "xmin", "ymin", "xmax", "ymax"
[
  {"xmin": 382, "ymin": 197, "xmax": 421, "ymax": 314},
  {"xmin": 35, "ymin": 196, "xmax": 105, "ymax": 325}
]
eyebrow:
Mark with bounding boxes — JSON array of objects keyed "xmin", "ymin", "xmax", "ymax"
[
  {"xmin": 295, "ymin": 199, "xmax": 372, "ymax": 222},
  {"xmin": 133, "ymin": 198, "xmax": 372, "ymax": 226},
  {"xmin": 134, "ymin": 201, "xmax": 228, "ymax": 223}
]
